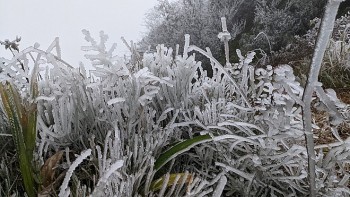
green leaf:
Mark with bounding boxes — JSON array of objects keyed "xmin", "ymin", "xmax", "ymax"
[
  {"xmin": 0, "ymin": 82, "xmax": 38, "ymax": 197},
  {"xmin": 154, "ymin": 134, "xmax": 212, "ymax": 171}
]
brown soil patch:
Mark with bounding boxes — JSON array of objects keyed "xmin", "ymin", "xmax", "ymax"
[
  {"xmin": 335, "ymin": 88, "xmax": 350, "ymax": 104},
  {"xmin": 313, "ymin": 110, "xmax": 333, "ymax": 145},
  {"xmin": 312, "ymin": 88, "xmax": 350, "ymax": 145}
]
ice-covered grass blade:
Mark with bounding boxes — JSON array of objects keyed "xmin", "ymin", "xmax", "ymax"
[{"xmin": 58, "ymin": 149, "xmax": 92, "ymax": 197}]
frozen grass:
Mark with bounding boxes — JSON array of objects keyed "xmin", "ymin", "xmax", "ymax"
[{"xmin": 0, "ymin": 1, "xmax": 350, "ymax": 196}]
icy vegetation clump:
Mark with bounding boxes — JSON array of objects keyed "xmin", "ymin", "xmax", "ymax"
[{"xmin": 0, "ymin": 2, "xmax": 349, "ymax": 196}]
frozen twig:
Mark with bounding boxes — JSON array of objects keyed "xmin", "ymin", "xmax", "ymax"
[{"xmin": 218, "ymin": 17, "xmax": 232, "ymax": 66}]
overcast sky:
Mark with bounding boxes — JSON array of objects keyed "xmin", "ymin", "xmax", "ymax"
[{"xmin": 0, "ymin": 0, "xmax": 158, "ymax": 67}]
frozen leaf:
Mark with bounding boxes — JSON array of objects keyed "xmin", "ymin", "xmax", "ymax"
[
  {"xmin": 36, "ymin": 96, "xmax": 55, "ymax": 102},
  {"xmin": 107, "ymin": 97, "xmax": 125, "ymax": 105},
  {"xmin": 40, "ymin": 151, "xmax": 63, "ymax": 188},
  {"xmin": 212, "ymin": 175, "xmax": 227, "ymax": 197},
  {"xmin": 59, "ymin": 149, "xmax": 91, "ymax": 197}
]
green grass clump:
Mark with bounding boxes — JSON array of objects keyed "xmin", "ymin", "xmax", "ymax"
[{"xmin": 0, "ymin": 80, "xmax": 39, "ymax": 197}]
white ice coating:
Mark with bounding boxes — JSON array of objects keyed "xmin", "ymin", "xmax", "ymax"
[{"xmin": 59, "ymin": 149, "xmax": 92, "ymax": 197}]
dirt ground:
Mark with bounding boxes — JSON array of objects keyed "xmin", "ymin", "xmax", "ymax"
[{"xmin": 313, "ymin": 88, "xmax": 350, "ymax": 145}]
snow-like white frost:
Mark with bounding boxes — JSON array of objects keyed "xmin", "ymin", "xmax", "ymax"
[
  {"xmin": 325, "ymin": 88, "xmax": 347, "ymax": 108},
  {"xmin": 1, "ymin": 4, "xmax": 350, "ymax": 195},
  {"xmin": 301, "ymin": 1, "xmax": 345, "ymax": 195},
  {"xmin": 59, "ymin": 149, "xmax": 91, "ymax": 197},
  {"xmin": 212, "ymin": 175, "xmax": 227, "ymax": 197},
  {"xmin": 35, "ymin": 96, "xmax": 55, "ymax": 101},
  {"xmin": 215, "ymin": 162, "xmax": 254, "ymax": 181},
  {"xmin": 96, "ymin": 160, "xmax": 124, "ymax": 185},
  {"xmin": 107, "ymin": 97, "xmax": 125, "ymax": 105}
]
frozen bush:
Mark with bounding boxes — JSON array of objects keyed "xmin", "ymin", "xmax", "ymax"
[{"xmin": 0, "ymin": 5, "xmax": 349, "ymax": 196}]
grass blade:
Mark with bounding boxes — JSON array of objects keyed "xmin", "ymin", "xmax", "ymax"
[
  {"xmin": 154, "ymin": 134, "xmax": 212, "ymax": 171},
  {"xmin": 149, "ymin": 173, "xmax": 194, "ymax": 193},
  {"xmin": 0, "ymin": 82, "xmax": 38, "ymax": 197}
]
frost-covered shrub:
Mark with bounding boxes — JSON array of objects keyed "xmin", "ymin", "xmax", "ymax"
[
  {"xmin": 273, "ymin": 11, "xmax": 350, "ymax": 88},
  {"xmin": 245, "ymin": 0, "xmax": 326, "ymax": 53},
  {"xmin": 1, "ymin": 9, "xmax": 350, "ymax": 197},
  {"xmin": 295, "ymin": 13, "xmax": 350, "ymax": 69}
]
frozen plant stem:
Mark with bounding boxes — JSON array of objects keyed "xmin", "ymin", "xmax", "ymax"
[
  {"xmin": 218, "ymin": 17, "xmax": 232, "ymax": 66},
  {"xmin": 59, "ymin": 149, "xmax": 92, "ymax": 197},
  {"xmin": 302, "ymin": 0, "xmax": 343, "ymax": 196}
]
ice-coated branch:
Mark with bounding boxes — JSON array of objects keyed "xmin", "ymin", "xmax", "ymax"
[
  {"xmin": 218, "ymin": 17, "xmax": 232, "ymax": 66},
  {"xmin": 183, "ymin": 34, "xmax": 191, "ymax": 59},
  {"xmin": 302, "ymin": 0, "xmax": 344, "ymax": 196},
  {"xmin": 221, "ymin": 17, "xmax": 228, "ymax": 32}
]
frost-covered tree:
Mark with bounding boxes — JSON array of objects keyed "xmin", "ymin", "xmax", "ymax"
[
  {"xmin": 141, "ymin": 0, "xmax": 327, "ymax": 65},
  {"xmin": 240, "ymin": 0, "xmax": 327, "ymax": 54},
  {"xmin": 140, "ymin": 0, "xmax": 217, "ymax": 54},
  {"xmin": 139, "ymin": 0, "xmax": 247, "ymax": 58},
  {"xmin": 207, "ymin": 0, "xmax": 255, "ymax": 37}
]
